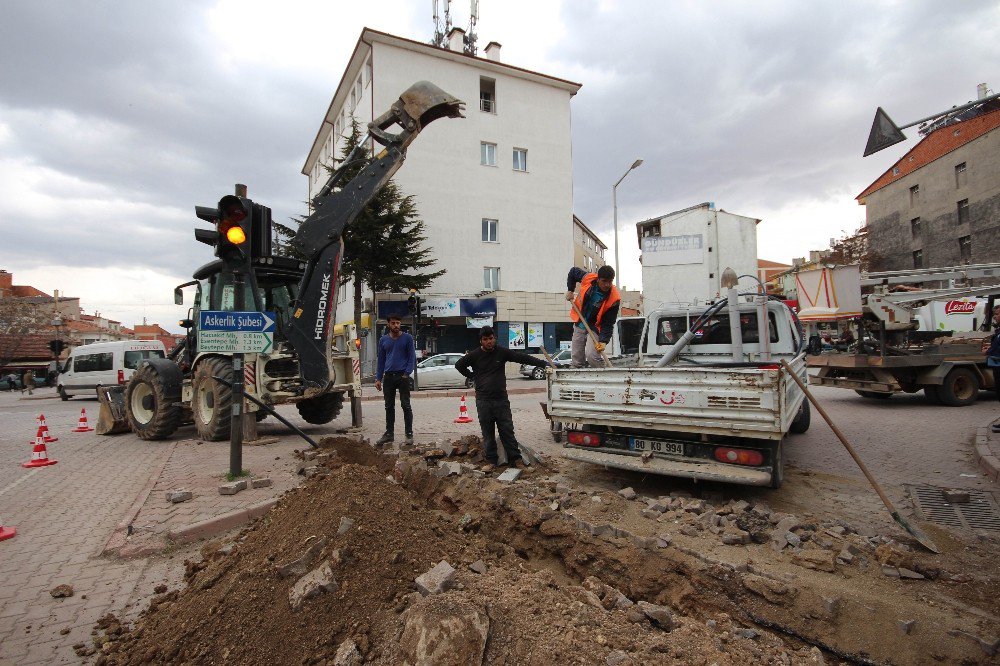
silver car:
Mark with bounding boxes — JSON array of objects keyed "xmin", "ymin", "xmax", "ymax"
[
  {"xmin": 410, "ymin": 353, "xmax": 474, "ymax": 390},
  {"xmin": 520, "ymin": 349, "xmax": 572, "ymax": 380}
]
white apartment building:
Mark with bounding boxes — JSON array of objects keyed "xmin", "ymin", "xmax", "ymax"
[{"xmin": 302, "ymin": 28, "xmax": 580, "ymax": 360}]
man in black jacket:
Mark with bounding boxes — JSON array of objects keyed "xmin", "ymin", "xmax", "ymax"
[{"xmin": 455, "ymin": 326, "xmax": 551, "ymax": 468}]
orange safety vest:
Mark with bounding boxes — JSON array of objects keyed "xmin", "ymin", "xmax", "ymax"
[{"xmin": 570, "ymin": 273, "xmax": 621, "ymax": 335}]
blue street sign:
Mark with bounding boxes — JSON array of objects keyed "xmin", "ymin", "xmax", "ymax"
[{"xmin": 200, "ymin": 311, "xmax": 276, "ymax": 333}]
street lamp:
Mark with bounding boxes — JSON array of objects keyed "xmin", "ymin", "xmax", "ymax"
[{"xmin": 613, "ymin": 159, "xmax": 643, "ymax": 290}]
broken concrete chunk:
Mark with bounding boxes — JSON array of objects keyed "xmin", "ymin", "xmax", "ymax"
[
  {"xmin": 469, "ymin": 560, "xmax": 487, "ymax": 575},
  {"xmin": 742, "ymin": 574, "xmax": 796, "ymax": 605},
  {"xmin": 496, "ymin": 468, "xmax": 521, "ymax": 483},
  {"xmin": 400, "ymin": 594, "xmax": 489, "ymax": 665},
  {"xmin": 786, "ymin": 532, "xmax": 802, "ymax": 548},
  {"xmin": 333, "ymin": 638, "xmax": 362, "ymax": 666},
  {"xmin": 50, "ymin": 584, "xmax": 74, "ymax": 598},
  {"xmin": 636, "ymin": 601, "xmax": 674, "ymax": 630},
  {"xmin": 218, "ymin": 480, "xmax": 248, "ymax": 495},
  {"xmin": 251, "ymin": 477, "xmax": 273, "ymax": 489},
  {"xmin": 897, "ymin": 619, "xmax": 916, "ymax": 635},
  {"xmin": 792, "ymin": 550, "xmax": 836, "ymax": 573},
  {"xmin": 415, "ymin": 560, "xmax": 456, "ymax": 596},
  {"xmin": 836, "ymin": 549, "xmax": 855, "ymax": 565},
  {"xmin": 774, "ymin": 516, "xmax": 799, "ymax": 534},
  {"xmin": 898, "ymin": 567, "xmax": 925, "ymax": 580},
  {"xmin": 641, "ymin": 508, "xmax": 663, "ymax": 520},
  {"xmin": 721, "ymin": 529, "xmax": 751, "ymax": 546},
  {"xmin": 165, "ymin": 489, "xmax": 193, "ymax": 503},
  {"xmin": 337, "ymin": 517, "xmax": 355, "ymax": 535},
  {"xmin": 881, "ymin": 565, "xmax": 900, "ymax": 578},
  {"xmin": 289, "ymin": 562, "xmax": 338, "ymax": 610},
  {"xmin": 618, "ymin": 487, "xmax": 637, "ymax": 500}
]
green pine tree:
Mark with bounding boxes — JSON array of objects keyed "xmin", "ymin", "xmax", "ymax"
[{"xmin": 277, "ymin": 118, "xmax": 444, "ymax": 338}]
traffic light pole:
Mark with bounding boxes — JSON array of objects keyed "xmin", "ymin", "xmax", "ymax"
[{"xmin": 229, "ymin": 266, "xmax": 245, "ymax": 478}]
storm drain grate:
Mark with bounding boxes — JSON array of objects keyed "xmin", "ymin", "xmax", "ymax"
[{"xmin": 907, "ymin": 485, "xmax": 1000, "ymax": 532}]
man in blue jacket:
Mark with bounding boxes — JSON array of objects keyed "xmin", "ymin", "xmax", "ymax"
[{"xmin": 375, "ymin": 314, "xmax": 416, "ymax": 445}]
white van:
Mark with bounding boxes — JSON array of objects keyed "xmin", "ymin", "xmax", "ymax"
[{"xmin": 57, "ymin": 340, "xmax": 167, "ymax": 400}]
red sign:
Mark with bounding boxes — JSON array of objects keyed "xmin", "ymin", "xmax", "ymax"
[{"xmin": 944, "ymin": 300, "xmax": 976, "ymax": 315}]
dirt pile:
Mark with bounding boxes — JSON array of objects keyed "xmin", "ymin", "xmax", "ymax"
[{"xmin": 90, "ymin": 437, "xmax": 822, "ymax": 665}]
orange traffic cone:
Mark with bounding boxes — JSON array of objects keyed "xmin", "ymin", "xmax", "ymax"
[
  {"xmin": 37, "ymin": 414, "xmax": 58, "ymax": 442},
  {"xmin": 22, "ymin": 428, "xmax": 58, "ymax": 468},
  {"xmin": 0, "ymin": 515, "xmax": 15, "ymax": 541},
  {"xmin": 453, "ymin": 394, "xmax": 474, "ymax": 424},
  {"xmin": 72, "ymin": 409, "xmax": 94, "ymax": 433}
]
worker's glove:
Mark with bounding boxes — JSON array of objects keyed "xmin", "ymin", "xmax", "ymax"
[
  {"xmin": 565, "ymin": 291, "xmax": 575, "ymax": 302},
  {"xmin": 545, "ymin": 365, "xmax": 555, "ymax": 376},
  {"xmin": 594, "ymin": 342, "xmax": 606, "ymax": 353}
]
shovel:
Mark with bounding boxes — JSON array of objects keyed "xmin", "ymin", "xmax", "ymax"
[
  {"xmin": 568, "ymin": 300, "xmax": 613, "ymax": 368},
  {"xmin": 779, "ymin": 359, "xmax": 940, "ymax": 554}
]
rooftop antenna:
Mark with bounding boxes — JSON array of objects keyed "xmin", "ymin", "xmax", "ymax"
[
  {"xmin": 431, "ymin": 0, "xmax": 452, "ymax": 47},
  {"xmin": 464, "ymin": 0, "xmax": 479, "ymax": 55}
]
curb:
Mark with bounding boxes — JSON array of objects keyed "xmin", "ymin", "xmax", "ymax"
[
  {"xmin": 167, "ymin": 498, "xmax": 279, "ymax": 545},
  {"xmin": 102, "ymin": 440, "xmax": 180, "ymax": 556},
  {"xmin": 359, "ymin": 385, "xmax": 546, "ymax": 402},
  {"xmin": 973, "ymin": 427, "xmax": 1000, "ymax": 482}
]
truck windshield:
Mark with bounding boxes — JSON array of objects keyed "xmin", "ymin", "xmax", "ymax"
[
  {"xmin": 656, "ymin": 312, "xmax": 779, "ymax": 346},
  {"xmin": 124, "ymin": 350, "xmax": 166, "ymax": 369}
]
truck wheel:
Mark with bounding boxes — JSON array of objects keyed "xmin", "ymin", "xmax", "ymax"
[
  {"xmin": 769, "ymin": 443, "xmax": 784, "ymax": 489},
  {"xmin": 923, "ymin": 386, "xmax": 942, "ymax": 404},
  {"xmin": 125, "ymin": 364, "xmax": 181, "ymax": 440},
  {"xmin": 58, "ymin": 386, "xmax": 70, "ymax": 401},
  {"xmin": 937, "ymin": 367, "xmax": 979, "ymax": 407},
  {"xmin": 192, "ymin": 357, "xmax": 234, "ymax": 441},
  {"xmin": 296, "ymin": 392, "xmax": 345, "ymax": 425},
  {"xmin": 854, "ymin": 390, "xmax": 891, "ymax": 400},
  {"xmin": 532, "ymin": 367, "xmax": 546, "ymax": 380},
  {"xmin": 789, "ymin": 399, "xmax": 810, "ymax": 434}
]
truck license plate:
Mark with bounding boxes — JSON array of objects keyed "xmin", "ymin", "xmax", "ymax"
[{"xmin": 631, "ymin": 438, "xmax": 684, "ymax": 456}]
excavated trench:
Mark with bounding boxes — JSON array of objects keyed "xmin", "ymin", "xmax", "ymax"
[{"xmin": 90, "ymin": 436, "xmax": 996, "ymax": 665}]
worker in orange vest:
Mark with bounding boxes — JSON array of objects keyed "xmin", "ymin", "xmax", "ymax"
[{"xmin": 566, "ymin": 265, "xmax": 621, "ymax": 367}]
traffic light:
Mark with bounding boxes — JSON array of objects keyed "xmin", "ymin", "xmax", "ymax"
[
  {"xmin": 195, "ymin": 195, "xmax": 252, "ymax": 264},
  {"xmin": 48, "ymin": 339, "xmax": 65, "ymax": 356}
]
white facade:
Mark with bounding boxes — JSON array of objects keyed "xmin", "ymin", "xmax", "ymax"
[
  {"xmin": 637, "ymin": 203, "xmax": 760, "ymax": 309},
  {"xmin": 303, "ymin": 29, "xmax": 580, "ymax": 334}
]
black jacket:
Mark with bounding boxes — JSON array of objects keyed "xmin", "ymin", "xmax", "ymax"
[
  {"xmin": 987, "ymin": 326, "xmax": 1000, "ymax": 359},
  {"xmin": 455, "ymin": 346, "xmax": 548, "ymax": 400}
]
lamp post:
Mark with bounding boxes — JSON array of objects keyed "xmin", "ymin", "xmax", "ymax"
[{"xmin": 613, "ymin": 159, "xmax": 643, "ymax": 290}]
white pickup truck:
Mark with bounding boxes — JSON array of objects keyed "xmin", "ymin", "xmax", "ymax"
[{"xmin": 545, "ymin": 299, "xmax": 810, "ymax": 488}]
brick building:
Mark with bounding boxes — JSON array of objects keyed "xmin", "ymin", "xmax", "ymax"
[{"xmin": 857, "ymin": 106, "xmax": 1000, "ymax": 272}]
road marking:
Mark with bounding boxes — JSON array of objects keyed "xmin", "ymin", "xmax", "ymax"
[{"xmin": 0, "ymin": 468, "xmax": 41, "ymax": 498}]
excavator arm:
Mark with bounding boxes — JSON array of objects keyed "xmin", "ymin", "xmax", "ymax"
[{"xmin": 287, "ymin": 81, "xmax": 464, "ymax": 391}]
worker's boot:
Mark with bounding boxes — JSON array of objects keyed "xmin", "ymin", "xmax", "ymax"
[
  {"xmin": 376, "ymin": 432, "xmax": 393, "ymax": 446},
  {"xmin": 404, "ymin": 433, "xmax": 414, "ymax": 446}
]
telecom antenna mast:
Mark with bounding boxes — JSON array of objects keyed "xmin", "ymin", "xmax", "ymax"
[
  {"xmin": 432, "ymin": 0, "xmax": 452, "ymax": 47},
  {"xmin": 464, "ymin": 0, "xmax": 479, "ymax": 55}
]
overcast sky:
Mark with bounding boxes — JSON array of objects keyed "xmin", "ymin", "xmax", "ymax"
[{"xmin": 1, "ymin": 0, "xmax": 997, "ymax": 331}]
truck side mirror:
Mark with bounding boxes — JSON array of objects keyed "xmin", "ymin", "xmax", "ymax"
[
  {"xmin": 179, "ymin": 319, "xmax": 194, "ymax": 329},
  {"xmin": 174, "ymin": 288, "xmax": 183, "ymax": 305}
]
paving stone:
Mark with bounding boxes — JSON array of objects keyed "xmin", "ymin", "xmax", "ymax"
[
  {"xmin": 641, "ymin": 508, "xmax": 663, "ymax": 520},
  {"xmin": 881, "ymin": 565, "xmax": 900, "ymax": 578},
  {"xmin": 165, "ymin": 490, "xmax": 193, "ymax": 503},
  {"xmin": 251, "ymin": 477, "xmax": 273, "ymax": 489},
  {"xmin": 288, "ymin": 562, "xmax": 338, "ymax": 610},
  {"xmin": 898, "ymin": 567, "xmax": 925, "ymax": 580},
  {"xmin": 897, "ymin": 619, "xmax": 915, "ymax": 635},
  {"xmin": 415, "ymin": 560, "xmax": 456, "ymax": 596},
  {"xmin": 836, "ymin": 549, "xmax": 855, "ymax": 565},
  {"xmin": 496, "ymin": 468, "xmax": 521, "ymax": 483},
  {"xmin": 721, "ymin": 529, "xmax": 751, "ymax": 546},
  {"xmin": 618, "ymin": 487, "xmax": 637, "ymax": 500},
  {"xmin": 942, "ymin": 489, "xmax": 970, "ymax": 504},
  {"xmin": 218, "ymin": 480, "xmax": 248, "ymax": 495},
  {"xmin": 791, "ymin": 550, "xmax": 836, "ymax": 573}
]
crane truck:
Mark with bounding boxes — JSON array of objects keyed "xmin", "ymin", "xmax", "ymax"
[
  {"xmin": 807, "ymin": 262, "xmax": 1000, "ymax": 406},
  {"xmin": 102, "ymin": 81, "xmax": 465, "ymax": 440}
]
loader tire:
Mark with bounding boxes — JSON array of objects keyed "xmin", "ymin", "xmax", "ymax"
[
  {"xmin": 937, "ymin": 367, "xmax": 979, "ymax": 407},
  {"xmin": 789, "ymin": 399, "xmax": 810, "ymax": 434},
  {"xmin": 192, "ymin": 356, "xmax": 234, "ymax": 441},
  {"xmin": 296, "ymin": 392, "xmax": 345, "ymax": 425},
  {"xmin": 125, "ymin": 364, "xmax": 181, "ymax": 441}
]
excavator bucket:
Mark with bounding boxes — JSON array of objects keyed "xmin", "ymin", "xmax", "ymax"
[
  {"xmin": 397, "ymin": 80, "xmax": 466, "ymax": 128},
  {"xmin": 96, "ymin": 385, "xmax": 131, "ymax": 435}
]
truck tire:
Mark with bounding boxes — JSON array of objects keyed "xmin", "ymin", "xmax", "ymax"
[
  {"xmin": 296, "ymin": 392, "xmax": 345, "ymax": 425},
  {"xmin": 769, "ymin": 443, "xmax": 784, "ymax": 489},
  {"xmin": 923, "ymin": 385, "xmax": 942, "ymax": 404},
  {"xmin": 937, "ymin": 367, "xmax": 979, "ymax": 407},
  {"xmin": 854, "ymin": 390, "xmax": 891, "ymax": 400},
  {"xmin": 125, "ymin": 364, "xmax": 181, "ymax": 440},
  {"xmin": 192, "ymin": 357, "xmax": 234, "ymax": 441},
  {"xmin": 789, "ymin": 399, "xmax": 810, "ymax": 434}
]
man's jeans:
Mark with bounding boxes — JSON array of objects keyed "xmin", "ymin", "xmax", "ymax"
[
  {"xmin": 476, "ymin": 397, "xmax": 521, "ymax": 465},
  {"xmin": 382, "ymin": 372, "xmax": 413, "ymax": 435}
]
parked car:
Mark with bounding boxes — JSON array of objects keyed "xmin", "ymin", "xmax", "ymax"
[
  {"xmin": 520, "ymin": 349, "xmax": 572, "ymax": 380},
  {"xmin": 0, "ymin": 374, "xmax": 23, "ymax": 391},
  {"xmin": 408, "ymin": 353, "xmax": 474, "ymax": 390}
]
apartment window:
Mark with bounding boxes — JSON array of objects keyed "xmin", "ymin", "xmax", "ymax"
[
  {"xmin": 365, "ymin": 58, "xmax": 372, "ymax": 86},
  {"xmin": 909, "ymin": 184, "xmax": 920, "ymax": 206},
  {"xmin": 480, "ymin": 77, "xmax": 496, "ymax": 113},
  {"xmin": 334, "ymin": 118, "xmax": 342, "ymax": 140},
  {"xmin": 955, "ymin": 162, "xmax": 967, "ymax": 188},
  {"xmin": 910, "ymin": 217, "xmax": 921, "ymax": 237},
  {"xmin": 513, "ymin": 148, "xmax": 527, "ymax": 171},
  {"xmin": 355, "ymin": 78, "xmax": 363, "ymax": 103},
  {"xmin": 912, "ymin": 249, "xmax": 923, "ymax": 269},
  {"xmin": 957, "ymin": 198, "xmax": 969, "ymax": 224},
  {"xmin": 959, "ymin": 235, "xmax": 972, "ymax": 263},
  {"xmin": 350, "ymin": 87, "xmax": 358, "ymax": 110},
  {"xmin": 484, "ymin": 267, "xmax": 500, "ymax": 290},
  {"xmin": 480, "ymin": 142, "xmax": 497, "ymax": 166},
  {"xmin": 482, "ymin": 218, "xmax": 498, "ymax": 242}
]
